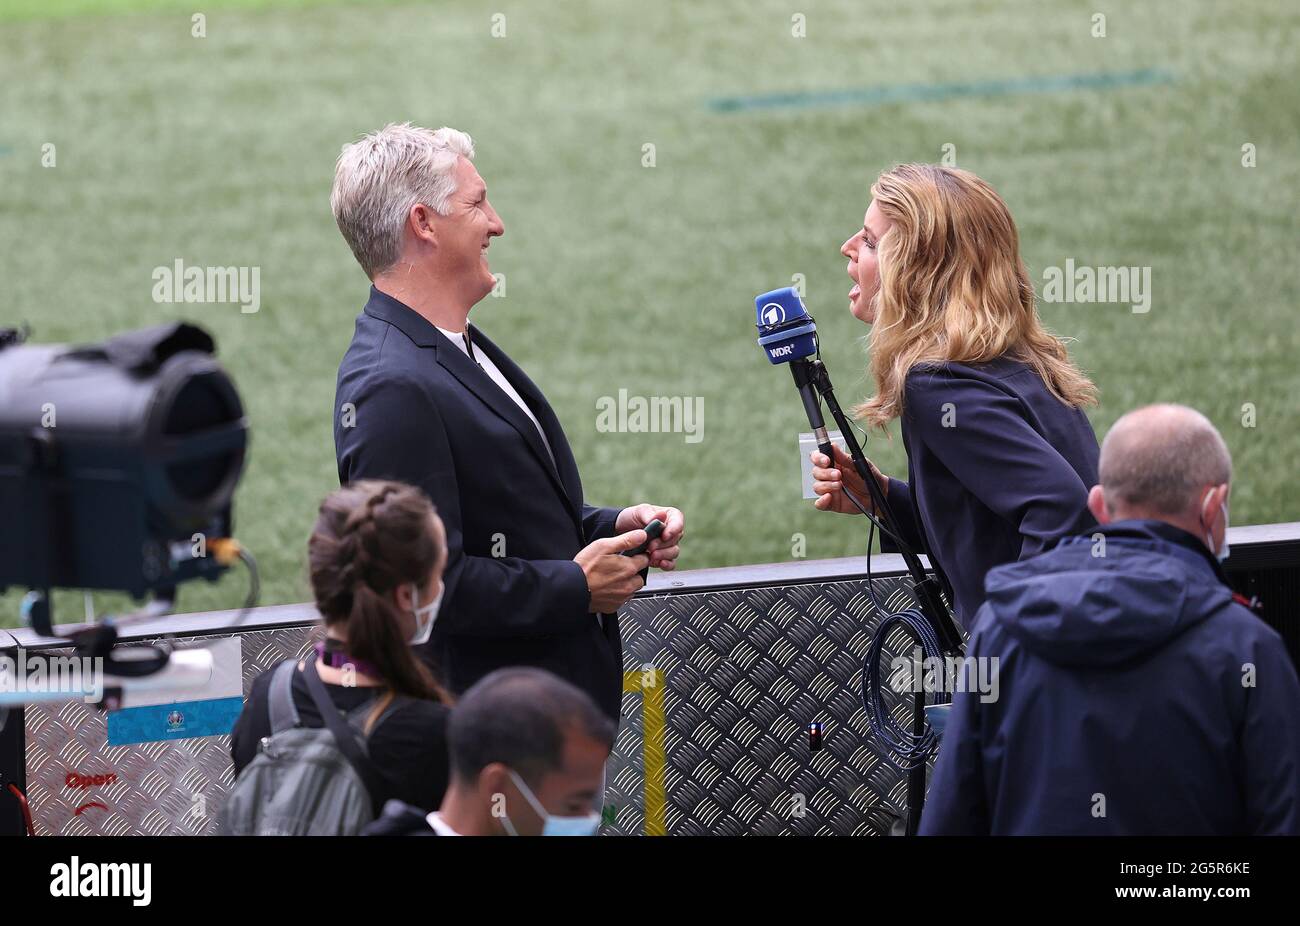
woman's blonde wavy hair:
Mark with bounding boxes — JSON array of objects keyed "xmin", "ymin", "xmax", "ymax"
[{"xmin": 853, "ymin": 164, "xmax": 1097, "ymax": 428}]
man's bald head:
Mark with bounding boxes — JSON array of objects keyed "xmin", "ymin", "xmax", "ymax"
[{"xmin": 1097, "ymin": 404, "xmax": 1233, "ymax": 521}]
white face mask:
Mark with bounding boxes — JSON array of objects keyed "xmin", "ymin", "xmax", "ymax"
[
  {"xmin": 500, "ymin": 769, "xmax": 601, "ymax": 837},
  {"xmin": 1201, "ymin": 491, "xmax": 1230, "ymax": 564},
  {"xmin": 408, "ymin": 582, "xmax": 442, "ymax": 645}
]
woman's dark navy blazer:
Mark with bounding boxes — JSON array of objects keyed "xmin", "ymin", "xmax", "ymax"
[{"xmin": 881, "ymin": 357, "xmax": 1100, "ymax": 628}]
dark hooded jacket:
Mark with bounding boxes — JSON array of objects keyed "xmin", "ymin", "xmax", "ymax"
[{"xmin": 920, "ymin": 519, "xmax": 1300, "ymax": 835}]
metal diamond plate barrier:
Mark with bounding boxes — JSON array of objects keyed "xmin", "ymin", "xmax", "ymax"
[
  {"xmin": 23, "ymin": 626, "xmax": 317, "ymax": 836},
  {"xmin": 604, "ymin": 574, "xmax": 924, "ymax": 836},
  {"xmin": 20, "ymin": 572, "xmax": 927, "ymax": 836}
]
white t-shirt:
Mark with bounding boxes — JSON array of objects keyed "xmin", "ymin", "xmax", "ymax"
[
  {"xmin": 436, "ymin": 325, "xmax": 556, "ymax": 468},
  {"xmin": 425, "ymin": 811, "xmax": 462, "ymax": 836},
  {"xmin": 437, "ymin": 324, "xmax": 601, "ymax": 626}
]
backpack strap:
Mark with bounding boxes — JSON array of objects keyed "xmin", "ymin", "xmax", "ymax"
[
  {"xmin": 298, "ymin": 657, "xmax": 386, "ymax": 815},
  {"xmin": 344, "ymin": 693, "xmax": 410, "ymax": 739},
  {"xmin": 266, "ymin": 659, "xmax": 301, "ymax": 734}
]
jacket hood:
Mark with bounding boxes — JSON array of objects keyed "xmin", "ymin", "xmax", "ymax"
[{"xmin": 979, "ymin": 520, "xmax": 1233, "ymax": 668}]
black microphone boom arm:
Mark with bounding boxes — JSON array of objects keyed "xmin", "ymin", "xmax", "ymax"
[{"xmin": 801, "ymin": 358, "xmax": 964, "ymax": 655}]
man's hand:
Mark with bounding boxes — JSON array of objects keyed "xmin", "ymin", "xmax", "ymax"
[
  {"xmin": 575, "ymin": 530, "xmax": 651, "ymax": 613},
  {"xmin": 616, "ymin": 503, "xmax": 685, "ymax": 571},
  {"xmin": 811, "ymin": 446, "xmax": 889, "ymax": 515}
]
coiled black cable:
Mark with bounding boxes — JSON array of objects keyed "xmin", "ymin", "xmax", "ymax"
[{"xmin": 839, "ymin": 480, "xmax": 950, "ymax": 770}]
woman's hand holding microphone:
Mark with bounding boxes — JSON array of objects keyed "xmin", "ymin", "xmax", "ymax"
[{"xmin": 810, "ymin": 444, "xmax": 891, "ymax": 515}]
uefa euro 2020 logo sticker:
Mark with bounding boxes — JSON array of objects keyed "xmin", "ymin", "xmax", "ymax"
[{"xmin": 166, "ymin": 710, "xmax": 186, "ymax": 734}]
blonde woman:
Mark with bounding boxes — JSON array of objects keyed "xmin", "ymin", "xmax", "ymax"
[{"xmin": 811, "ymin": 164, "xmax": 1100, "ymax": 628}]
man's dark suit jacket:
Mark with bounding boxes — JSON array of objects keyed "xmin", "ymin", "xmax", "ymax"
[{"xmin": 335, "ymin": 287, "xmax": 624, "ymax": 720}]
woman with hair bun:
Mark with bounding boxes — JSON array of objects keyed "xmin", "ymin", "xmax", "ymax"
[
  {"xmin": 811, "ymin": 164, "xmax": 1101, "ymax": 628},
  {"xmin": 231, "ymin": 479, "xmax": 452, "ymax": 813}
]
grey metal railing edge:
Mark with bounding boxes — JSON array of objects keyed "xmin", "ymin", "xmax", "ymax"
[{"xmin": 6, "ymin": 521, "xmax": 1297, "ymax": 649}]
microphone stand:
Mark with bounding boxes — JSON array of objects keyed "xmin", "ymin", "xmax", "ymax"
[{"xmin": 793, "ymin": 357, "xmax": 964, "ymax": 834}]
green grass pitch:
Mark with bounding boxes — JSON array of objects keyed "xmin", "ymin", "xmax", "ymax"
[{"xmin": 1, "ymin": 0, "xmax": 1296, "ymax": 625}]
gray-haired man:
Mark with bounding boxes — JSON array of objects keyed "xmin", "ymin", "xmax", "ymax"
[{"xmin": 331, "ymin": 123, "xmax": 684, "ymax": 725}]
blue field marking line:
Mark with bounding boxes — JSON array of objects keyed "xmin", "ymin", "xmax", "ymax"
[{"xmin": 707, "ymin": 68, "xmax": 1175, "ymax": 113}]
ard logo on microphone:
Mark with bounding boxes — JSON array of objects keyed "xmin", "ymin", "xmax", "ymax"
[{"xmin": 760, "ymin": 301, "xmax": 787, "ymax": 326}]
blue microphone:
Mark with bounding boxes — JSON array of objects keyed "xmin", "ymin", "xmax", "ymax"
[
  {"xmin": 755, "ymin": 287, "xmax": 818, "ymax": 363},
  {"xmin": 754, "ymin": 287, "xmax": 834, "ymax": 460}
]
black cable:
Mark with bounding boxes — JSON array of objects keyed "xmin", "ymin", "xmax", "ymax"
[
  {"xmin": 845, "ymin": 483, "xmax": 950, "ymax": 770},
  {"xmin": 841, "ymin": 478, "xmax": 909, "ymax": 548},
  {"xmin": 800, "ymin": 342, "xmax": 959, "ymax": 818},
  {"xmin": 231, "ymin": 546, "xmax": 260, "ymax": 627},
  {"xmin": 146, "ymin": 549, "xmax": 258, "ymax": 689}
]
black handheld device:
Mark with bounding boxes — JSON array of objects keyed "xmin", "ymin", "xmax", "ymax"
[{"xmin": 621, "ymin": 518, "xmax": 664, "ymax": 556}]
